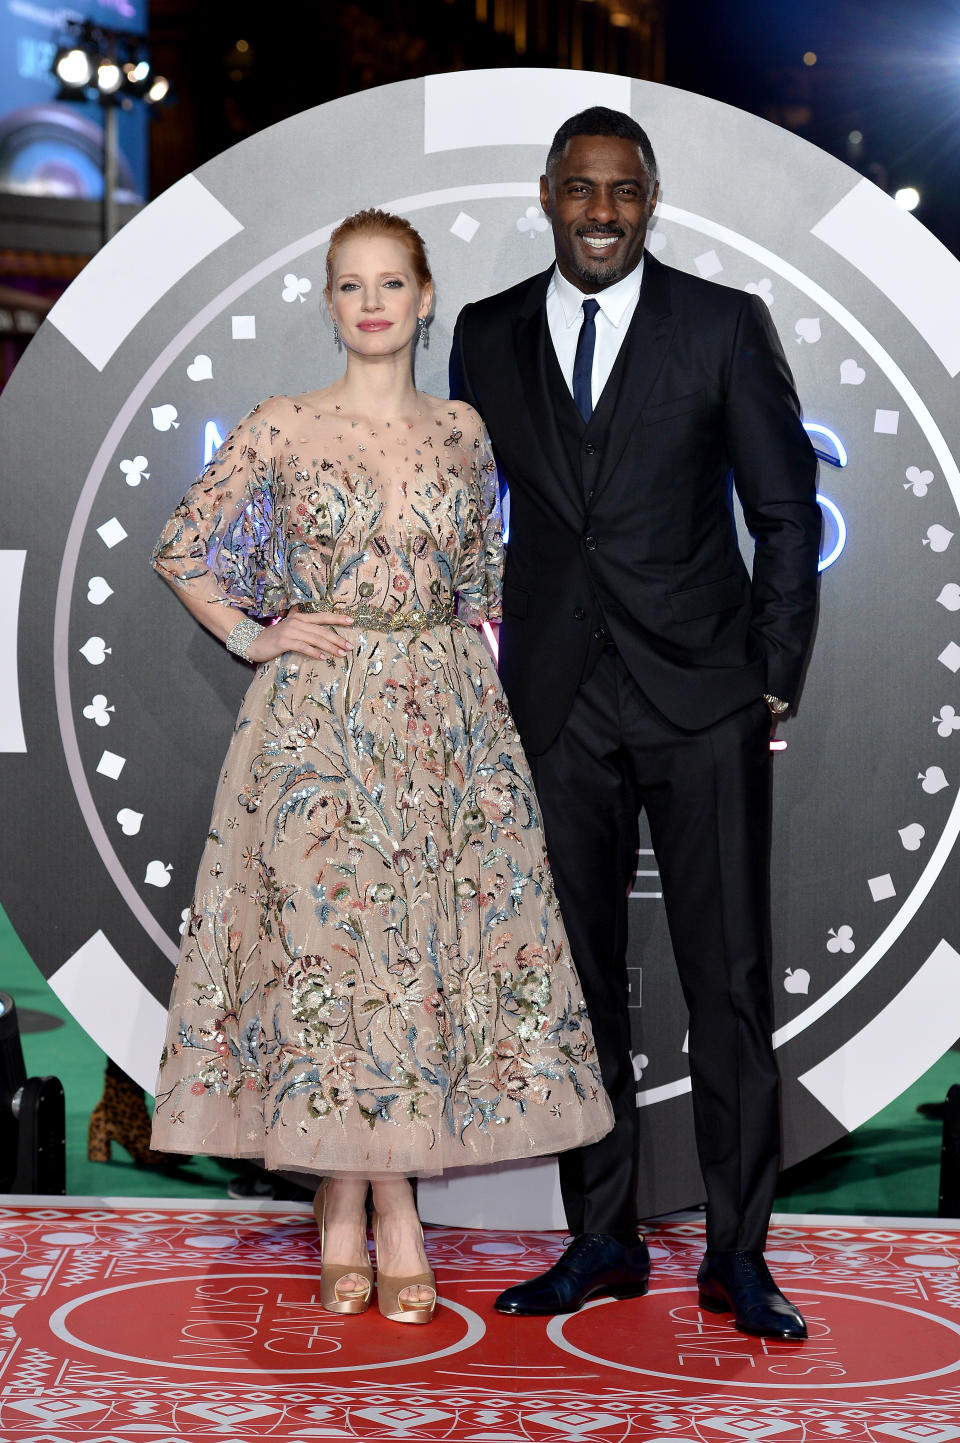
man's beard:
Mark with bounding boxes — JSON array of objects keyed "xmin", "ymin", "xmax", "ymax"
[{"xmin": 568, "ymin": 228, "xmax": 633, "ymax": 289}]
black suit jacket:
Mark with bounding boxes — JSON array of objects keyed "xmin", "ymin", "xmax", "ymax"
[{"xmin": 449, "ymin": 253, "xmax": 821, "ymax": 755}]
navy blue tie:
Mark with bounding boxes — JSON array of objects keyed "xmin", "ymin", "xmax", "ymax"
[{"xmin": 572, "ymin": 298, "xmax": 600, "ymax": 422}]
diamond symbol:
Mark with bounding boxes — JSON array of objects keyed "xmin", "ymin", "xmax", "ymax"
[
  {"xmin": 874, "ymin": 1426, "xmax": 960, "ymax": 1442},
  {"xmin": 182, "ymin": 1402, "xmax": 278, "ymax": 1423},
  {"xmin": 694, "ymin": 249, "xmax": 723, "ymax": 278},
  {"xmin": 938, "ymin": 641, "xmax": 960, "ymax": 673},
  {"xmin": 450, "ymin": 211, "xmax": 480, "ymax": 243},
  {"xmin": 356, "ymin": 1406, "xmax": 452, "ymax": 1431},
  {"xmin": 97, "ymin": 516, "xmax": 127, "ymax": 548},
  {"xmin": 10, "ymin": 1399, "xmax": 106, "ymax": 1420},
  {"xmin": 528, "ymin": 1411, "xmax": 622, "ymax": 1437}
]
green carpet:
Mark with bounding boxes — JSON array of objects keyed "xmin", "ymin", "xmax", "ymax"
[{"xmin": 1, "ymin": 901, "xmax": 955, "ymax": 1213}]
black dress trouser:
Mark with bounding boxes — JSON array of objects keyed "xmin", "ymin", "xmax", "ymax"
[{"xmin": 528, "ymin": 649, "xmax": 780, "ymax": 1253}]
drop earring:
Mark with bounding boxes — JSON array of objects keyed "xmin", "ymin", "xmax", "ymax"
[
  {"xmin": 417, "ymin": 316, "xmax": 429, "ymax": 349},
  {"xmin": 332, "ymin": 320, "xmax": 341, "ymax": 349}
]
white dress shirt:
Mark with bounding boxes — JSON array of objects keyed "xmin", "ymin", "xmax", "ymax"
[{"xmin": 545, "ymin": 258, "xmax": 645, "ymax": 412}]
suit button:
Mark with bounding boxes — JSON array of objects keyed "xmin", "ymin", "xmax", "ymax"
[
  {"xmin": 594, "ymin": 627, "xmax": 606, "ymax": 641},
  {"xmin": 573, "ymin": 607, "xmax": 586, "ymax": 621},
  {"xmin": 584, "ymin": 443, "xmax": 598, "ymax": 455},
  {"xmin": 584, "ymin": 534, "xmax": 598, "ymax": 551}
]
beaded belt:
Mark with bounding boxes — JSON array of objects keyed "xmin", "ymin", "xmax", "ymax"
[{"xmin": 298, "ymin": 599, "xmax": 456, "ymax": 635}]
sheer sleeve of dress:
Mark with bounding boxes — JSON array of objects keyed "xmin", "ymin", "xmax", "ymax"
[
  {"xmin": 455, "ymin": 417, "xmax": 503, "ymax": 625},
  {"xmin": 151, "ymin": 400, "xmax": 287, "ymax": 619}
]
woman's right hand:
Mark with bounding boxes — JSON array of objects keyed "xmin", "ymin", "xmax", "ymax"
[{"xmin": 245, "ymin": 610, "xmax": 354, "ymax": 664}]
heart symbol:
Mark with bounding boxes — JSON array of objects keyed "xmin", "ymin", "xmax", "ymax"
[
  {"xmin": 87, "ymin": 576, "xmax": 113, "ymax": 605},
  {"xmin": 82, "ymin": 693, "xmax": 114, "ymax": 727},
  {"xmin": 795, "ymin": 317, "xmax": 821, "ymax": 344},
  {"xmin": 79, "ymin": 636, "xmax": 110, "ymax": 665},
  {"xmin": 826, "ymin": 925, "xmax": 855, "ymax": 954},
  {"xmin": 187, "ymin": 353, "xmax": 213, "ymax": 381},
  {"xmin": 938, "ymin": 583, "xmax": 960, "ymax": 611},
  {"xmin": 899, "ymin": 822, "xmax": 926, "ymax": 850},
  {"xmin": 840, "ymin": 358, "xmax": 865, "ymax": 384},
  {"xmin": 281, "ymin": 274, "xmax": 312, "ymax": 303},
  {"xmin": 905, "ymin": 466, "xmax": 934, "ymax": 497},
  {"xmin": 151, "ymin": 404, "xmax": 179, "ymax": 431},
  {"xmin": 919, "ymin": 766, "xmax": 949, "ymax": 794},
  {"xmin": 144, "ymin": 860, "xmax": 173, "ymax": 888},
  {"xmin": 924, "ymin": 525, "xmax": 954, "ymax": 553},
  {"xmin": 117, "ymin": 808, "xmax": 143, "ymax": 836},
  {"xmin": 784, "ymin": 968, "xmax": 810, "ymax": 994}
]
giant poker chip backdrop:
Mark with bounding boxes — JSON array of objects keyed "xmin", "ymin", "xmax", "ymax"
[{"xmin": 2, "ymin": 69, "xmax": 959, "ymax": 1226}]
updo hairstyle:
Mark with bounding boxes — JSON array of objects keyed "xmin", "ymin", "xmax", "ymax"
[{"xmin": 325, "ymin": 208, "xmax": 433, "ymax": 291}]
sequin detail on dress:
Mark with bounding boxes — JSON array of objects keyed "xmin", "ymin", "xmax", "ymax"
[{"xmin": 150, "ymin": 395, "xmax": 613, "ymax": 1175}]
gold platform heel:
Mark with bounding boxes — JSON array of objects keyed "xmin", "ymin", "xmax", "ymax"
[
  {"xmin": 315, "ymin": 1181, "xmax": 373, "ymax": 1315},
  {"xmin": 373, "ymin": 1210, "xmax": 437, "ymax": 1325}
]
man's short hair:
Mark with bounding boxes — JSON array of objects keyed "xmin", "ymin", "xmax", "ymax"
[{"xmin": 545, "ymin": 106, "xmax": 659, "ymax": 189}]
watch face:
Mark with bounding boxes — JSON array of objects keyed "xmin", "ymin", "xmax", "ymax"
[{"xmin": 1, "ymin": 69, "xmax": 957, "ymax": 1224}]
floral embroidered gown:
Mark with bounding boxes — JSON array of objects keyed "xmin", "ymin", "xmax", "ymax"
[{"xmin": 150, "ymin": 393, "xmax": 614, "ymax": 1176}]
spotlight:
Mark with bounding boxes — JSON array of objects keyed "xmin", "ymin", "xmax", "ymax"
[
  {"xmin": 145, "ymin": 74, "xmax": 170, "ymax": 104},
  {"xmin": 97, "ymin": 57, "xmax": 123, "ymax": 95},
  {"xmin": 122, "ymin": 56, "xmax": 153, "ymax": 97},
  {"xmin": 53, "ymin": 45, "xmax": 94, "ymax": 89},
  {"xmin": 0, "ymin": 992, "xmax": 65, "ymax": 1195},
  {"xmin": 803, "ymin": 50, "xmax": 817, "ymax": 66},
  {"xmin": 895, "ymin": 186, "xmax": 920, "ymax": 212}
]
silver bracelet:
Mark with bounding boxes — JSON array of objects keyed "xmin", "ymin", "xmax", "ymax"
[{"xmin": 225, "ymin": 616, "xmax": 263, "ymax": 661}]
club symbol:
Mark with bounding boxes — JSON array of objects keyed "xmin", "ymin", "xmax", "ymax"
[
  {"xmin": 631, "ymin": 1052, "xmax": 650, "ymax": 1081},
  {"xmin": 904, "ymin": 466, "xmax": 934, "ymax": 497},
  {"xmin": 826, "ymin": 925, "xmax": 855, "ymax": 954},
  {"xmin": 795, "ymin": 317, "xmax": 821, "ymax": 344},
  {"xmin": 840, "ymin": 358, "xmax": 865, "ymax": 384},
  {"xmin": 516, "ymin": 206, "xmax": 548, "ymax": 237},
  {"xmin": 281, "ymin": 273, "xmax": 312, "ymax": 303},
  {"xmin": 934, "ymin": 705, "xmax": 960, "ymax": 737},
  {"xmin": 178, "ymin": 906, "xmax": 190, "ymax": 936},
  {"xmin": 119, "ymin": 455, "xmax": 150, "ymax": 486},
  {"xmin": 745, "ymin": 278, "xmax": 774, "ymax": 307},
  {"xmin": 82, "ymin": 693, "xmax": 114, "ymax": 727}
]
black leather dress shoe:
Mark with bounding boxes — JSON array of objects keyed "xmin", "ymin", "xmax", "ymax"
[
  {"xmin": 698, "ymin": 1250, "xmax": 807, "ymax": 1340},
  {"xmin": 494, "ymin": 1233, "xmax": 650, "ymax": 1316}
]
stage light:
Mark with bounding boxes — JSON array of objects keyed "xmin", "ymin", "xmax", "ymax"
[
  {"xmin": 895, "ymin": 186, "xmax": 920, "ymax": 212},
  {"xmin": 803, "ymin": 51, "xmax": 817, "ymax": 66},
  {"xmin": 0, "ymin": 991, "xmax": 65, "ymax": 1194},
  {"xmin": 235, "ymin": 38, "xmax": 250, "ymax": 52},
  {"xmin": 97, "ymin": 58, "xmax": 123, "ymax": 95},
  {"xmin": 848, "ymin": 129, "xmax": 863, "ymax": 145},
  {"xmin": 53, "ymin": 45, "xmax": 94, "ymax": 89},
  {"xmin": 146, "ymin": 75, "xmax": 170, "ymax": 104},
  {"xmin": 122, "ymin": 56, "xmax": 152, "ymax": 97}
]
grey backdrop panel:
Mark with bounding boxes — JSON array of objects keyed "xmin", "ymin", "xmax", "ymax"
[{"xmin": 2, "ymin": 69, "xmax": 958, "ymax": 1227}]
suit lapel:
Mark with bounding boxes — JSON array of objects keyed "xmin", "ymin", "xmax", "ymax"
[
  {"xmin": 512, "ymin": 270, "xmax": 585, "ymax": 516},
  {"xmin": 590, "ymin": 252, "xmax": 676, "ymax": 504}
]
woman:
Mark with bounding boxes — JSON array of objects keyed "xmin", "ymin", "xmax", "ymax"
[{"xmin": 150, "ymin": 209, "xmax": 614, "ymax": 1323}]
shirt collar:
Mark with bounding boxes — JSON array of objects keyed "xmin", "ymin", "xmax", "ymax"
[{"xmin": 549, "ymin": 256, "xmax": 645, "ymax": 329}]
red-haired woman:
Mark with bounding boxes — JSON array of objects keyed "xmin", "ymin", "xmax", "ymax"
[{"xmin": 149, "ymin": 211, "xmax": 613, "ymax": 1324}]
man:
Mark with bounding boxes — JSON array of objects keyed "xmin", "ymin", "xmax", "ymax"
[{"xmin": 449, "ymin": 107, "xmax": 821, "ymax": 1341}]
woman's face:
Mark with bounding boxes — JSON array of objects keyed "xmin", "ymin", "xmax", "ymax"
[{"xmin": 327, "ymin": 234, "xmax": 432, "ymax": 357}]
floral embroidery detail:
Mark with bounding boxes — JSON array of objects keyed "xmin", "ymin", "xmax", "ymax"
[{"xmin": 150, "ymin": 396, "xmax": 612, "ymax": 1175}]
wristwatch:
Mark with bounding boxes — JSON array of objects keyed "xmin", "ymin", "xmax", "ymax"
[{"xmin": 763, "ymin": 693, "xmax": 790, "ymax": 717}]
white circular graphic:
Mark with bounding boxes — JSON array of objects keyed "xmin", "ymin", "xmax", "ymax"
[{"xmin": 2, "ymin": 68, "xmax": 958, "ymax": 1221}]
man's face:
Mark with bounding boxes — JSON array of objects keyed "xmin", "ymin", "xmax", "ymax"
[{"xmin": 540, "ymin": 134, "xmax": 659, "ymax": 293}]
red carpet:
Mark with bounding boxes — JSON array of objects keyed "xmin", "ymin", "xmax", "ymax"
[{"xmin": 3, "ymin": 1199, "xmax": 960, "ymax": 1439}]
